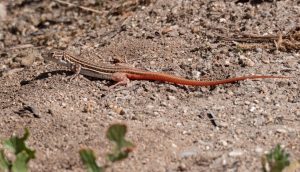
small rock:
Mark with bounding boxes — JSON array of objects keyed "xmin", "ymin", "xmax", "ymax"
[
  {"xmin": 219, "ymin": 18, "xmax": 226, "ymax": 23},
  {"xmin": 61, "ymin": 102, "xmax": 67, "ymax": 108},
  {"xmin": 261, "ymin": 56, "xmax": 270, "ymax": 64},
  {"xmin": 244, "ymin": 101, "xmax": 250, "ymax": 105},
  {"xmin": 226, "ymin": 90, "xmax": 234, "ymax": 96},
  {"xmin": 168, "ymin": 29, "xmax": 179, "ymax": 37},
  {"xmin": 146, "ymin": 104, "xmax": 154, "ymax": 109},
  {"xmin": 255, "ymin": 146, "xmax": 263, "ymax": 154},
  {"xmin": 276, "ymin": 128, "xmax": 288, "ymax": 134},
  {"xmin": 20, "ymin": 54, "xmax": 35, "ymax": 67},
  {"xmin": 192, "ymin": 70, "xmax": 201, "ymax": 79},
  {"xmin": 115, "ymin": 107, "xmax": 125, "ymax": 115},
  {"xmin": 171, "ymin": 143, "xmax": 177, "ymax": 148},
  {"xmin": 182, "ymin": 130, "xmax": 191, "ymax": 135},
  {"xmin": 220, "ymin": 140, "xmax": 228, "ymax": 146},
  {"xmin": 249, "ymin": 106, "xmax": 256, "ymax": 112},
  {"xmin": 178, "ymin": 163, "xmax": 187, "ymax": 171},
  {"xmin": 179, "ymin": 150, "xmax": 197, "ymax": 158},
  {"xmin": 255, "ymin": 48, "xmax": 263, "ymax": 52},
  {"xmin": 229, "ymin": 150, "xmax": 244, "ymax": 157},
  {"xmin": 191, "ymin": 26, "xmax": 200, "ymax": 34},
  {"xmin": 83, "ymin": 101, "xmax": 95, "ymax": 113},
  {"xmin": 167, "ymin": 95, "xmax": 176, "ymax": 100},
  {"xmin": 224, "ymin": 60, "xmax": 231, "ymax": 66},
  {"xmin": 176, "ymin": 122, "xmax": 183, "ymax": 126},
  {"xmin": 110, "ymin": 104, "xmax": 125, "ymax": 115},
  {"xmin": 239, "ymin": 55, "xmax": 255, "ymax": 67},
  {"xmin": 0, "ymin": 2, "xmax": 7, "ymax": 20}
]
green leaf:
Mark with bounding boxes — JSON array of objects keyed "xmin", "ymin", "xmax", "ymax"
[
  {"xmin": 3, "ymin": 128, "xmax": 35, "ymax": 160},
  {"xmin": 106, "ymin": 124, "xmax": 134, "ymax": 162},
  {"xmin": 0, "ymin": 149, "xmax": 10, "ymax": 172},
  {"xmin": 79, "ymin": 149, "xmax": 103, "ymax": 172},
  {"xmin": 12, "ymin": 151, "xmax": 30, "ymax": 172},
  {"xmin": 106, "ymin": 124, "xmax": 134, "ymax": 149},
  {"xmin": 106, "ymin": 124, "xmax": 126, "ymax": 146}
]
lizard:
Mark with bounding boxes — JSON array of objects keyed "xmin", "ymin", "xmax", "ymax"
[{"xmin": 44, "ymin": 50, "xmax": 290, "ymax": 87}]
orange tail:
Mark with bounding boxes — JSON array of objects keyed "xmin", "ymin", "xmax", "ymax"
[{"xmin": 126, "ymin": 72, "xmax": 290, "ymax": 86}]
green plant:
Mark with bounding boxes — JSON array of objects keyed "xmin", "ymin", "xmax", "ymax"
[
  {"xmin": 0, "ymin": 128, "xmax": 35, "ymax": 172},
  {"xmin": 262, "ymin": 144, "xmax": 290, "ymax": 172},
  {"xmin": 80, "ymin": 124, "xmax": 135, "ymax": 172},
  {"xmin": 79, "ymin": 149, "xmax": 104, "ymax": 172}
]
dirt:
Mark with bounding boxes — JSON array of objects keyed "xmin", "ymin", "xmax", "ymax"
[{"xmin": 0, "ymin": 0, "xmax": 299, "ymax": 171}]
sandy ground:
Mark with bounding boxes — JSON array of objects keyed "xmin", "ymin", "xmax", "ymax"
[{"xmin": 0, "ymin": 0, "xmax": 299, "ymax": 171}]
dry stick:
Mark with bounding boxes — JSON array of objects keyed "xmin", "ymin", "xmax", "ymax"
[
  {"xmin": 54, "ymin": 0, "xmax": 102, "ymax": 15},
  {"xmin": 8, "ymin": 44, "xmax": 34, "ymax": 50}
]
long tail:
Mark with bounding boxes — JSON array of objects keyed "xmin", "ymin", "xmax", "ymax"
[{"xmin": 126, "ymin": 71, "xmax": 290, "ymax": 86}]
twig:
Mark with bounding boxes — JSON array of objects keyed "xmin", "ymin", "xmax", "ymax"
[
  {"xmin": 54, "ymin": 0, "xmax": 102, "ymax": 15},
  {"xmin": 8, "ymin": 44, "xmax": 34, "ymax": 50}
]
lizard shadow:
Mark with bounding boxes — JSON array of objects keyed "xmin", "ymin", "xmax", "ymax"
[
  {"xmin": 20, "ymin": 70, "xmax": 73, "ymax": 86},
  {"xmin": 20, "ymin": 70, "xmax": 114, "ymax": 86}
]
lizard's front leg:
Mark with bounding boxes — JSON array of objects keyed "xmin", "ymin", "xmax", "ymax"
[{"xmin": 69, "ymin": 63, "xmax": 82, "ymax": 81}]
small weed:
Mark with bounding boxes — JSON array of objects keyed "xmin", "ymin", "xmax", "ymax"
[
  {"xmin": 79, "ymin": 149, "xmax": 104, "ymax": 172},
  {"xmin": 0, "ymin": 128, "xmax": 35, "ymax": 172},
  {"xmin": 261, "ymin": 144, "xmax": 290, "ymax": 172},
  {"xmin": 80, "ymin": 124, "xmax": 135, "ymax": 172}
]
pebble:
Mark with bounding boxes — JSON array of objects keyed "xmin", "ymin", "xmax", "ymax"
[
  {"xmin": 115, "ymin": 107, "xmax": 125, "ymax": 115},
  {"xmin": 226, "ymin": 90, "xmax": 234, "ymax": 96},
  {"xmin": 171, "ymin": 143, "xmax": 177, "ymax": 148},
  {"xmin": 219, "ymin": 18, "xmax": 226, "ymax": 23},
  {"xmin": 220, "ymin": 140, "xmax": 228, "ymax": 146},
  {"xmin": 182, "ymin": 130, "xmax": 191, "ymax": 135},
  {"xmin": 191, "ymin": 70, "xmax": 201, "ymax": 79},
  {"xmin": 20, "ymin": 53, "xmax": 36, "ymax": 67},
  {"xmin": 261, "ymin": 56, "xmax": 270, "ymax": 64},
  {"xmin": 276, "ymin": 128, "xmax": 288, "ymax": 134},
  {"xmin": 255, "ymin": 48, "xmax": 263, "ymax": 52},
  {"xmin": 191, "ymin": 26, "xmax": 200, "ymax": 34},
  {"xmin": 244, "ymin": 101, "xmax": 250, "ymax": 105},
  {"xmin": 176, "ymin": 122, "xmax": 183, "ymax": 127},
  {"xmin": 255, "ymin": 146, "xmax": 263, "ymax": 154},
  {"xmin": 0, "ymin": 3, "xmax": 7, "ymax": 20},
  {"xmin": 109, "ymin": 104, "xmax": 125, "ymax": 115},
  {"xmin": 83, "ymin": 101, "xmax": 95, "ymax": 113},
  {"xmin": 167, "ymin": 95, "xmax": 176, "ymax": 100},
  {"xmin": 178, "ymin": 163, "xmax": 187, "ymax": 171},
  {"xmin": 239, "ymin": 55, "xmax": 255, "ymax": 67},
  {"xmin": 179, "ymin": 150, "xmax": 198, "ymax": 158},
  {"xmin": 249, "ymin": 106, "xmax": 256, "ymax": 112},
  {"xmin": 146, "ymin": 104, "xmax": 154, "ymax": 109},
  {"xmin": 60, "ymin": 102, "xmax": 67, "ymax": 108},
  {"xmin": 229, "ymin": 150, "xmax": 244, "ymax": 157}
]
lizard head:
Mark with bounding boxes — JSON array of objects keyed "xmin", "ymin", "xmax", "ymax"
[{"xmin": 43, "ymin": 50, "xmax": 69, "ymax": 66}]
